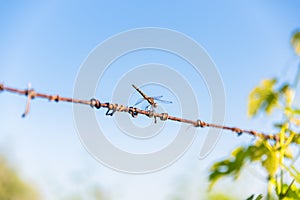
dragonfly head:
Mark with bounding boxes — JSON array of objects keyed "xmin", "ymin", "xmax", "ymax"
[{"xmin": 153, "ymin": 102, "xmax": 158, "ymax": 108}]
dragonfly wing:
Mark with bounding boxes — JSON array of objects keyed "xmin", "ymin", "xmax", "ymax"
[
  {"xmin": 156, "ymin": 99, "xmax": 173, "ymax": 104},
  {"xmin": 133, "ymin": 98, "xmax": 145, "ymax": 106},
  {"xmin": 145, "ymin": 104, "xmax": 152, "ymax": 110},
  {"xmin": 152, "ymin": 96, "xmax": 163, "ymax": 100}
]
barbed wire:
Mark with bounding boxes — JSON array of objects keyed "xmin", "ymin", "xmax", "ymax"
[{"xmin": 0, "ymin": 83, "xmax": 279, "ymax": 141}]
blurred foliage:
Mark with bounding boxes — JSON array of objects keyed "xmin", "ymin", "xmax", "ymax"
[
  {"xmin": 0, "ymin": 153, "xmax": 108, "ymax": 200},
  {"xmin": 62, "ymin": 186, "xmax": 107, "ymax": 200},
  {"xmin": 248, "ymin": 79, "xmax": 292, "ymax": 116},
  {"xmin": 291, "ymin": 30, "xmax": 300, "ymax": 55},
  {"xmin": 248, "ymin": 79, "xmax": 279, "ymax": 116},
  {"xmin": 209, "ymin": 31, "xmax": 300, "ymax": 199},
  {"xmin": 209, "ymin": 139, "xmax": 281, "ymax": 189},
  {"xmin": 207, "ymin": 192, "xmax": 238, "ymax": 200},
  {"xmin": 0, "ymin": 156, "xmax": 39, "ymax": 200},
  {"xmin": 246, "ymin": 194, "xmax": 263, "ymax": 200}
]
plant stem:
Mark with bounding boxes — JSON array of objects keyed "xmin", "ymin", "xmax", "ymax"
[{"xmin": 267, "ymin": 178, "xmax": 273, "ymax": 200}]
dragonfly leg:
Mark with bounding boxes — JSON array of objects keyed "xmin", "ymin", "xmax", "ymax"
[{"xmin": 150, "ymin": 107, "xmax": 158, "ymax": 124}]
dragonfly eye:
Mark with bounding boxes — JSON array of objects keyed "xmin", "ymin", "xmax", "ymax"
[{"xmin": 153, "ymin": 103, "xmax": 158, "ymax": 108}]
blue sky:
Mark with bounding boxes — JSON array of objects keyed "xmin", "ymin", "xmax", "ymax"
[{"xmin": 0, "ymin": 1, "xmax": 300, "ymax": 199}]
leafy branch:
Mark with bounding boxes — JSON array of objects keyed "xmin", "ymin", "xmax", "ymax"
[{"xmin": 208, "ymin": 30, "xmax": 300, "ymax": 200}]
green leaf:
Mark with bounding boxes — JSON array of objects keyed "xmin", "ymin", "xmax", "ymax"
[
  {"xmin": 207, "ymin": 193, "xmax": 238, "ymax": 200},
  {"xmin": 246, "ymin": 194, "xmax": 263, "ymax": 200},
  {"xmin": 262, "ymin": 151, "xmax": 279, "ymax": 177},
  {"xmin": 285, "ymin": 88, "xmax": 294, "ymax": 106},
  {"xmin": 208, "ymin": 143, "xmax": 271, "ymax": 189},
  {"xmin": 248, "ymin": 79, "xmax": 279, "ymax": 117},
  {"xmin": 208, "ymin": 147, "xmax": 249, "ymax": 189},
  {"xmin": 291, "ymin": 133, "xmax": 300, "ymax": 145},
  {"xmin": 279, "ymin": 83, "xmax": 289, "ymax": 93},
  {"xmin": 284, "ymin": 147, "xmax": 293, "ymax": 159},
  {"xmin": 291, "ymin": 31, "xmax": 300, "ymax": 55},
  {"xmin": 280, "ymin": 182, "xmax": 300, "ymax": 199},
  {"xmin": 248, "ymin": 140, "xmax": 280, "ymax": 177},
  {"xmin": 292, "ymin": 109, "xmax": 300, "ymax": 115},
  {"xmin": 208, "ymin": 140, "xmax": 279, "ymax": 189},
  {"xmin": 274, "ymin": 123, "xmax": 284, "ymax": 129},
  {"xmin": 278, "ymin": 83, "xmax": 295, "ymax": 108},
  {"xmin": 248, "ymin": 141, "xmax": 268, "ymax": 161}
]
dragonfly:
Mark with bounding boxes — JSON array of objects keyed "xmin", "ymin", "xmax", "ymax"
[{"xmin": 132, "ymin": 84, "xmax": 172, "ymax": 122}]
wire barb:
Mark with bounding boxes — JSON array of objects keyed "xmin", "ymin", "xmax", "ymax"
[
  {"xmin": 90, "ymin": 98, "xmax": 101, "ymax": 109},
  {"xmin": 128, "ymin": 107, "xmax": 139, "ymax": 118},
  {"xmin": 116, "ymin": 104, "xmax": 127, "ymax": 112},
  {"xmin": 232, "ymin": 127, "xmax": 243, "ymax": 136},
  {"xmin": 106, "ymin": 103, "xmax": 118, "ymax": 116},
  {"xmin": 147, "ymin": 110, "xmax": 154, "ymax": 118},
  {"xmin": 194, "ymin": 120, "xmax": 207, "ymax": 127},
  {"xmin": 22, "ymin": 88, "xmax": 36, "ymax": 118},
  {"xmin": 160, "ymin": 113, "xmax": 168, "ymax": 121},
  {"xmin": 49, "ymin": 95, "xmax": 60, "ymax": 102}
]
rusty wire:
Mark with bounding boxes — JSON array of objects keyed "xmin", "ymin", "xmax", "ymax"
[{"xmin": 0, "ymin": 83, "xmax": 278, "ymax": 141}]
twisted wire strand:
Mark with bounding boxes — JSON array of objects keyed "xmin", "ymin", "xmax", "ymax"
[{"xmin": 0, "ymin": 83, "xmax": 278, "ymax": 141}]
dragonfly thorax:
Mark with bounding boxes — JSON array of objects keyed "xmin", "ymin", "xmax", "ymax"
[{"xmin": 132, "ymin": 84, "xmax": 172, "ymax": 112}]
